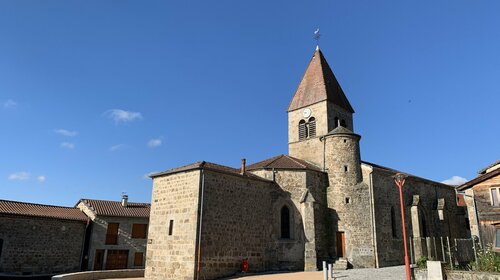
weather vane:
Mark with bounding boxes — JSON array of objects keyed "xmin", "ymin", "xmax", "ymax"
[{"xmin": 313, "ymin": 28, "xmax": 321, "ymax": 47}]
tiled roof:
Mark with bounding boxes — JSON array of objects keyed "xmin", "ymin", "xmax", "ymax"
[
  {"xmin": 288, "ymin": 48, "xmax": 354, "ymax": 113},
  {"xmin": 0, "ymin": 199, "xmax": 88, "ymax": 221},
  {"xmin": 79, "ymin": 199, "xmax": 150, "ymax": 218},
  {"xmin": 457, "ymin": 168, "xmax": 500, "ymax": 191},
  {"xmin": 151, "ymin": 161, "xmax": 240, "ymax": 178},
  {"xmin": 478, "ymin": 160, "xmax": 500, "ymax": 174},
  {"xmin": 150, "ymin": 161, "xmax": 273, "ymax": 182},
  {"xmin": 246, "ymin": 154, "xmax": 322, "ymax": 171},
  {"xmin": 326, "ymin": 126, "xmax": 360, "ymax": 137}
]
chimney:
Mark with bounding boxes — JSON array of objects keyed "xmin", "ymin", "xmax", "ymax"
[
  {"xmin": 241, "ymin": 158, "xmax": 246, "ymax": 175},
  {"xmin": 121, "ymin": 194, "xmax": 128, "ymax": 207}
]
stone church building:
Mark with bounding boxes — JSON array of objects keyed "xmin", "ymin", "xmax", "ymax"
[{"xmin": 145, "ymin": 47, "xmax": 468, "ymax": 280}]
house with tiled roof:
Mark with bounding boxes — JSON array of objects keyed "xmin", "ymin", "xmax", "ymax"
[
  {"xmin": 76, "ymin": 196, "xmax": 150, "ymax": 271},
  {"xmin": 0, "ymin": 199, "xmax": 88, "ymax": 276},
  {"xmin": 145, "ymin": 47, "xmax": 468, "ymax": 280},
  {"xmin": 457, "ymin": 160, "xmax": 500, "ymax": 250}
]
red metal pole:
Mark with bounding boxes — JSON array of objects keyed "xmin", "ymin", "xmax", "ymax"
[{"xmin": 396, "ymin": 180, "xmax": 411, "ymax": 280}]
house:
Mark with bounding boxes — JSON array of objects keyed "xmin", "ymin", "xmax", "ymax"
[
  {"xmin": 0, "ymin": 199, "xmax": 88, "ymax": 276},
  {"xmin": 76, "ymin": 195, "xmax": 150, "ymax": 270},
  {"xmin": 457, "ymin": 160, "xmax": 500, "ymax": 250},
  {"xmin": 144, "ymin": 46, "xmax": 468, "ymax": 280}
]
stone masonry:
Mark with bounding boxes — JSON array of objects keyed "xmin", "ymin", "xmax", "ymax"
[{"xmin": 0, "ymin": 215, "xmax": 86, "ymax": 275}]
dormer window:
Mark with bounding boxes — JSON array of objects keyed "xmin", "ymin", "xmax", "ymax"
[{"xmin": 298, "ymin": 118, "xmax": 316, "ymax": 140}]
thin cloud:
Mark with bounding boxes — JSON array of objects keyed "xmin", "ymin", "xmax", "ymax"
[
  {"xmin": 104, "ymin": 109, "xmax": 143, "ymax": 124},
  {"xmin": 37, "ymin": 175, "xmax": 46, "ymax": 183},
  {"xmin": 54, "ymin": 129, "xmax": 78, "ymax": 137},
  {"xmin": 441, "ymin": 176, "xmax": 468, "ymax": 186},
  {"xmin": 3, "ymin": 99, "xmax": 17, "ymax": 109},
  {"xmin": 60, "ymin": 142, "xmax": 75, "ymax": 149},
  {"xmin": 109, "ymin": 144, "xmax": 127, "ymax": 152},
  {"xmin": 143, "ymin": 171, "xmax": 159, "ymax": 179},
  {"xmin": 148, "ymin": 138, "xmax": 162, "ymax": 148},
  {"xmin": 8, "ymin": 171, "xmax": 30, "ymax": 181}
]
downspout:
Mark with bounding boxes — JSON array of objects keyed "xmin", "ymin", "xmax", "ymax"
[
  {"xmin": 79, "ymin": 218, "xmax": 91, "ymax": 270},
  {"xmin": 196, "ymin": 168, "xmax": 206, "ymax": 280},
  {"xmin": 368, "ymin": 168, "xmax": 379, "ymax": 268},
  {"xmin": 471, "ymin": 190, "xmax": 482, "ymax": 246},
  {"xmin": 320, "ymin": 136, "xmax": 326, "ymax": 172}
]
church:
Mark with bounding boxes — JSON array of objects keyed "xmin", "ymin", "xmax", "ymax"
[{"xmin": 144, "ymin": 47, "xmax": 468, "ymax": 280}]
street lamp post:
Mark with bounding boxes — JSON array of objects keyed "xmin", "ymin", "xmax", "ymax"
[{"xmin": 394, "ymin": 173, "xmax": 411, "ymax": 280}]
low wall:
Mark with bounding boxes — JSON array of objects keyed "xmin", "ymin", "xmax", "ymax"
[
  {"xmin": 413, "ymin": 268, "xmax": 500, "ymax": 280},
  {"xmin": 52, "ymin": 269, "xmax": 144, "ymax": 280}
]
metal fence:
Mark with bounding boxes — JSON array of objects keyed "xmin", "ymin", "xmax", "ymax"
[{"xmin": 409, "ymin": 236, "xmax": 477, "ymax": 268}]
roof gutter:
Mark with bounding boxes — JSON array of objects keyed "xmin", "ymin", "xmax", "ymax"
[{"xmin": 195, "ymin": 168, "xmax": 206, "ymax": 280}]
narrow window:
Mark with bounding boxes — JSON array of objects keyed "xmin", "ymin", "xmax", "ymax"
[
  {"xmin": 495, "ymin": 228, "xmax": 500, "ymax": 249},
  {"xmin": 298, "ymin": 120, "xmax": 307, "ymax": 140},
  {"xmin": 344, "ymin": 165, "xmax": 348, "ymax": 172},
  {"xmin": 105, "ymin": 223, "xmax": 119, "ymax": 245},
  {"xmin": 391, "ymin": 207, "xmax": 397, "ymax": 238},
  {"xmin": 131, "ymin": 224, "xmax": 148, "ymax": 239},
  {"xmin": 334, "ymin": 117, "xmax": 339, "ymax": 128},
  {"xmin": 308, "ymin": 117, "xmax": 316, "ymax": 137},
  {"xmin": 345, "ymin": 197, "xmax": 350, "ymax": 204},
  {"xmin": 421, "ymin": 214, "xmax": 427, "ymax": 238},
  {"xmin": 491, "ymin": 188, "xmax": 499, "ymax": 206},
  {"xmin": 168, "ymin": 220, "xmax": 174, "ymax": 236},
  {"xmin": 281, "ymin": 206, "xmax": 290, "ymax": 239},
  {"xmin": 340, "ymin": 119, "xmax": 346, "ymax": 128},
  {"xmin": 134, "ymin": 252, "xmax": 144, "ymax": 267}
]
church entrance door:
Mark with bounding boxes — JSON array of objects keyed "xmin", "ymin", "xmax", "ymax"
[{"xmin": 336, "ymin": 232, "xmax": 346, "ymax": 257}]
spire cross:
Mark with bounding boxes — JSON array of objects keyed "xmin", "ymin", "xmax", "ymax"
[{"xmin": 313, "ymin": 28, "xmax": 321, "ymax": 48}]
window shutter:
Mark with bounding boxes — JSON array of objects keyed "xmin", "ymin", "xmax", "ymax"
[
  {"xmin": 298, "ymin": 120, "xmax": 307, "ymax": 140},
  {"xmin": 308, "ymin": 117, "xmax": 316, "ymax": 137}
]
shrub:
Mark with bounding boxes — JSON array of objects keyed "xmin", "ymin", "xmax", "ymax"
[
  {"xmin": 417, "ymin": 256, "xmax": 428, "ymax": 269},
  {"xmin": 470, "ymin": 244, "xmax": 500, "ymax": 272}
]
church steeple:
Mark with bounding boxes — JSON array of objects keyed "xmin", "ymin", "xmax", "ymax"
[
  {"xmin": 287, "ymin": 48, "xmax": 354, "ymax": 113},
  {"xmin": 288, "ymin": 47, "xmax": 356, "ymax": 166}
]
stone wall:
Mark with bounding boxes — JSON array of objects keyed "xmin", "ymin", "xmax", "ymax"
[
  {"xmin": 0, "ymin": 215, "xmax": 86, "ymax": 275},
  {"xmin": 466, "ymin": 174, "xmax": 500, "ymax": 247},
  {"xmin": 198, "ymin": 171, "xmax": 280, "ymax": 279},
  {"xmin": 370, "ymin": 168, "xmax": 468, "ymax": 267},
  {"xmin": 83, "ymin": 215, "xmax": 149, "ymax": 270},
  {"xmin": 145, "ymin": 170, "xmax": 201, "ymax": 280},
  {"xmin": 324, "ymin": 132, "xmax": 376, "ymax": 268}
]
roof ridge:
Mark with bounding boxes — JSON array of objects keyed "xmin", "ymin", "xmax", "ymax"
[
  {"xmin": 0, "ymin": 199, "xmax": 78, "ymax": 209},
  {"xmin": 285, "ymin": 155, "xmax": 308, "ymax": 168},
  {"xmin": 80, "ymin": 198, "xmax": 150, "ymax": 205}
]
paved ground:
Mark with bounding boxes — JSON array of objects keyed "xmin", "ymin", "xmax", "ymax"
[
  {"xmin": 103, "ymin": 266, "xmax": 406, "ymax": 280},
  {"xmin": 223, "ymin": 266, "xmax": 406, "ymax": 280}
]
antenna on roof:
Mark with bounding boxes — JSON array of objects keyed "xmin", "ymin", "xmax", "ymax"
[{"xmin": 313, "ymin": 28, "xmax": 321, "ymax": 50}]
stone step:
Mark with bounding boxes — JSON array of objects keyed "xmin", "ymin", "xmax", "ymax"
[{"xmin": 332, "ymin": 258, "xmax": 348, "ymax": 270}]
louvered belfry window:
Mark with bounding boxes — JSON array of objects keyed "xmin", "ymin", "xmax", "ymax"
[
  {"xmin": 308, "ymin": 117, "xmax": 316, "ymax": 137},
  {"xmin": 298, "ymin": 120, "xmax": 307, "ymax": 140}
]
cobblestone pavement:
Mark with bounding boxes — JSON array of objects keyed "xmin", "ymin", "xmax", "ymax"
[{"xmin": 103, "ymin": 266, "xmax": 406, "ymax": 280}]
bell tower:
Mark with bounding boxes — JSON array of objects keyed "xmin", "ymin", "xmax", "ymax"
[{"xmin": 288, "ymin": 46, "xmax": 355, "ymax": 167}]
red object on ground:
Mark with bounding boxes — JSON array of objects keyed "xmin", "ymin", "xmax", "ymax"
[{"xmin": 242, "ymin": 259, "xmax": 249, "ymax": 273}]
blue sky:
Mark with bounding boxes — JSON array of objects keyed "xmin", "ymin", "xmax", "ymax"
[{"xmin": 1, "ymin": 1, "xmax": 499, "ymax": 207}]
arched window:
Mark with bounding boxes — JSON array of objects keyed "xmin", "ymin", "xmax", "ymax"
[
  {"xmin": 391, "ymin": 207, "xmax": 397, "ymax": 238},
  {"xmin": 298, "ymin": 120, "xmax": 307, "ymax": 140},
  {"xmin": 308, "ymin": 117, "xmax": 316, "ymax": 137},
  {"xmin": 334, "ymin": 117, "xmax": 339, "ymax": 128},
  {"xmin": 281, "ymin": 206, "xmax": 291, "ymax": 239},
  {"xmin": 340, "ymin": 119, "xmax": 346, "ymax": 128},
  {"xmin": 421, "ymin": 213, "xmax": 427, "ymax": 238}
]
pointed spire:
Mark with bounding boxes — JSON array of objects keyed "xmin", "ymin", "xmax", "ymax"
[{"xmin": 287, "ymin": 48, "xmax": 354, "ymax": 113}]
